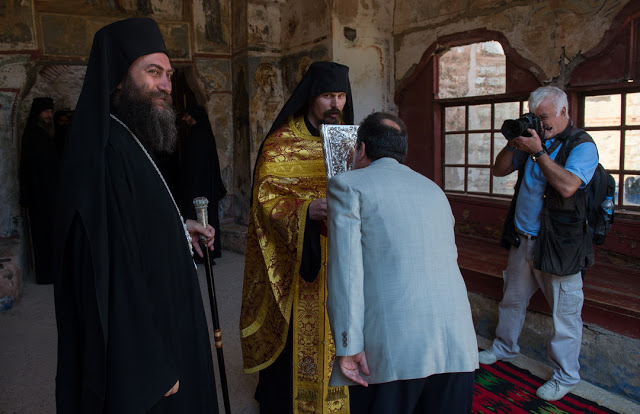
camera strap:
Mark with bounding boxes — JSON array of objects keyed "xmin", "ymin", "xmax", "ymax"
[{"xmin": 544, "ymin": 138, "xmax": 563, "ymax": 155}]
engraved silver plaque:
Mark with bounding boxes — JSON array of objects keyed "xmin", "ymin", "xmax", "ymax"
[{"xmin": 321, "ymin": 124, "xmax": 359, "ymax": 179}]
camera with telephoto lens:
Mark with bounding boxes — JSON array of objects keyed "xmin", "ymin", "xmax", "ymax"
[{"xmin": 500, "ymin": 112, "xmax": 544, "ymax": 141}]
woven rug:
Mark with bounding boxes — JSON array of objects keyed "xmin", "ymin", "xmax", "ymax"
[{"xmin": 474, "ymin": 360, "xmax": 617, "ymax": 413}]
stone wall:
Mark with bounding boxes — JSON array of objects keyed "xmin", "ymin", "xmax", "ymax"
[
  {"xmin": 394, "ymin": 0, "xmax": 631, "ymax": 85},
  {"xmin": 0, "ymin": 0, "xmax": 236, "ymax": 302}
]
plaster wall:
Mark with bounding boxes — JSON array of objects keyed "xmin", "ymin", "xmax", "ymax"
[
  {"xmin": 281, "ymin": 0, "xmax": 331, "ymax": 52},
  {"xmin": 192, "ymin": 57, "xmax": 233, "ymax": 187},
  {"xmin": 193, "ymin": 0, "xmax": 232, "ymax": 53},
  {"xmin": 331, "ymin": 0, "xmax": 396, "ymax": 123},
  {"xmin": 394, "ymin": 0, "xmax": 631, "ymax": 84},
  {"xmin": 0, "ymin": 55, "xmax": 29, "ymax": 239}
]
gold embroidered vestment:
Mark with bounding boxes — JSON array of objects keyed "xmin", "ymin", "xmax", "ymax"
[{"xmin": 240, "ymin": 115, "xmax": 349, "ymax": 414}]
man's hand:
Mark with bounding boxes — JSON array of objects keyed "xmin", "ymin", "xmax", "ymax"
[
  {"xmin": 511, "ymin": 128, "xmax": 545, "ymax": 154},
  {"xmin": 308, "ymin": 198, "xmax": 327, "ymax": 221},
  {"xmin": 164, "ymin": 380, "xmax": 179, "ymax": 396},
  {"xmin": 185, "ymin": 219, "xmax": 215, "ymax": 258},
  {"xmin": 338, "ymin": 351, "xmax": 370, "ymax": 387},
  {"xmin": 514, "ymin": 128, "xmax": 582, "ymax": 197}
]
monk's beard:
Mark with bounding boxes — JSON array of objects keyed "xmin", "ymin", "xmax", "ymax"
[
  {"xmin": 322, "ymin": 108, "xmax": 343, "ymax": 124},
  {"xmin": 38, "ymin": 120, "xmax": 55, "ymax": 138},
  {"xmin": 111, "ymin": 81, "xmax": 177, "ymax": 153}
]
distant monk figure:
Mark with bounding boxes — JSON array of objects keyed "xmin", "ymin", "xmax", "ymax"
[
  {"xmin": 180, "ymin": 104, "xmax": 226, "ymax": 261},
  {"xmin": 54, "ymin": 109, "xmax": 74, "ymax": 152},
  {"xmin": 20, "ymin": 97, "xmax": 58, "ymax": 284}
]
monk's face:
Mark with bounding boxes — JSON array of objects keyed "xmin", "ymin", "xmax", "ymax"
[
  {"xmin": 120, "ymin": 52, "xmax": 174, "ymax": 110},
  {"xmin": 307, "ymin": 92, "xmax": 347, "ymax": 129},
  {"xmin": 38, "ymin": 109, "xmax": 54, "ymax": 126},
  {"xmin": 111, "ymin": 52, "xmax": 178, "ymax": 153}
]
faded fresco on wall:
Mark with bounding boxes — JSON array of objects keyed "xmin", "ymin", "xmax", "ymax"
[
  {"xmin": 40, "ymin": 15, "xmax": 190, "ymax": 60},
  {"xmin": 232, "ymin": 63, "xmax": 251, "ymax": 224},
  {"xmin": 249, "ymin": 62, "xmax": 283, "ymax": 151},
  {"xmin": 18, "ymin": 65, "xmax": 85, "ymax": 131},
  {"xmin": 394, "ymin": 0, "xmax": 630, "ymax": 82},
  {"xmin": 0, "ymin": 55, "xmax": 29, "ymax": 95},
  {"xmin": 281, "ymin": 0, "xmax": 330, "ymax": 51},
  {"xmin": 36, "ymin": 0, "xmax": 183, "ymax": 20},
  {"xmin": 0, "ymin": 0, "xmax": 36, "ymax": 51},
  {"xmin": 248, "ymin": 3, "xmax": 280, "ymax": 48},
  {"xmin": 232, "ymin": 0, "xmax": 247, "ymax": 49},
  {"xmin": 195, "ymin": 58, "xmax": 231, "ymax": 92},
  {"xmin": 0, "ymin": 90, "xmax": 19, "ymax": 238},
  {"xmin": 193, "ymin": 0, "xmax": 231, "ymax": 53},
  {"xmin": 0, "ymin": 55, "xmax": 29, "ymax": 240},
  {"xmin": 281, "ymin": 46, "xmax": 329, "ymax": 94}
]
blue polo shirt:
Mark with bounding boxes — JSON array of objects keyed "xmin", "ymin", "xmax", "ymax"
[{"xmin": 513, "ymin": 138, "xmax": 598, "ymax": 236}]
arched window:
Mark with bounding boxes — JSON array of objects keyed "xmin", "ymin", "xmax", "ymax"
[
  {"xmin": 438, "ymin": 41, "xmax": 526, "ymax": 196},
  {"xmin": 438, "ymin": 41, "xmax": 506, "ymax": 98}
]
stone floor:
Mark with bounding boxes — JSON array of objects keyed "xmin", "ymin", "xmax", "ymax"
[
  {"xmin": 1, "ymin": 249, "xmax": 639, "ymax": 413},
  {"xmin": 0, "ymin": 250, "xmax": 259, "ymax": 414}
]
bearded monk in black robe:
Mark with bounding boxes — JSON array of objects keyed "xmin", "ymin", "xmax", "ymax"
[{"xmin": 53, "ymin": 18, "xmax": 219, "ymax": 413}]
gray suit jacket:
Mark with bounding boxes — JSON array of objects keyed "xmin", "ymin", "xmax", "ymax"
[{"xmin": 326, "ymin": 158, "xmax": 478, "ymax": 386}]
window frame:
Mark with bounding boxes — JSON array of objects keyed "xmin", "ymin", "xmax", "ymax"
[
  {"xmin": 437, "ymin": 90, "xmax": 529, "ymax": 198},
  {"xmin": 575, "ymin": 87, "xmax": 640, "ymax": 211}
]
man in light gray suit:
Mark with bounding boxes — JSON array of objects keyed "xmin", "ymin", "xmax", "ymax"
[{"xmin": 326, "ymin": 112, "xmax": 479, "ymax": 414}]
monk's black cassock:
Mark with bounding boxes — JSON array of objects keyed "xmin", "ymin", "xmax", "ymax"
[
  {"xmin": 20, "ymin": 97, "xmax": 59, "ymax": 284},
  {"xmin": 53, "ymin": 18, "xmax": 218, "ymax": 413}
]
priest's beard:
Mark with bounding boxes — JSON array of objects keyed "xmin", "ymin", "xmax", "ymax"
[
  {"xmin": 38, "ymin": 120, "xmax": 55, "ymax": 138},
  {"xmin": 322, "ymin": 108, "xmax": 343, "ymax": 125},
  {"xmin": 111, "ymin": 79, "xmax": 177, "ymax": 154}
]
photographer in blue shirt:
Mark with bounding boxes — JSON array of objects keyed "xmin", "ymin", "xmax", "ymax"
[{"xmin": 479, "ymin": 86, "xmax": 598, "ymax": 402}]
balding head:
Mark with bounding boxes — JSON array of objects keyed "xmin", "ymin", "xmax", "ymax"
[{"xmin": 354, "ymin": 112, "xmax": 408, "ymax": 167}]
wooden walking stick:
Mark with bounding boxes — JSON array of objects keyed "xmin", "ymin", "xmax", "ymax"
[{"xmin": 193, "ymin": 197, "xmax": 231, "ymax": 414}]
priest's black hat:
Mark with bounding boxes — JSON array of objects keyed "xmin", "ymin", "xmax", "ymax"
[
  {"xmin": 266, "ymin": 61, "xmax": 354, "ymax": 138},
  {"xmin": 30, "ymin": 97, "xmax": 54, "ymax": 115}
]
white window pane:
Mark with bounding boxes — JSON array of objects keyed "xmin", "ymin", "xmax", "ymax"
[
  {"xmin": 467, "ymin": 168, "xmax": 490, "ymax": 192},
  {"xmin": 590, "ymin": 130, "xmax": 620, "ymax": 170},
  {"xmin": 445, "ymin": 106, "xmax": 465, "ymax": 131},
  {"xmin": 469, "ymin": 104, "xmax": 491, "ymax": 130},
  {"xmin": 624, "ymin": 175, "xmax": 640, "ymax": 206},
  {"xmin": 493, "ymin": 173, "xmax": 517, "ymax": 196},
  {"xmin": 585, "ymin": 95, "xmax": 621, "ymax": 127},
  {"xmin": 468, "ymin": 133, "xmax": 491, "ymax": 165},
  {"xmin": 444, "ymin": 167, "xmax": 465, "ymax": 191},
  {"xmin": 445, "ymin": 134, "xmax": 465, "ymax": 164},
  {"xmin": 493, "ymin": 135, "xmax": 507, "ymax": 161},
  {"xmin": 626, "ymin": 93, "xmax": 640, "ymax": 125},
  {"xmin": 624, "ymin": 130, "xmax": 640, "ymax": 170},
  {"xmin": 494, "ymin": 102, "xmax": 521, "ymax": 129}
]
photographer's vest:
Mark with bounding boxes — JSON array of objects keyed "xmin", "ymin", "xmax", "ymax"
[{"xmin": 500, "ymin": 122, "xmax": 595, "ymax": 276}]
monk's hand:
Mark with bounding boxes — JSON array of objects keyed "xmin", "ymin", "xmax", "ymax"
[
  {"xmin": 165, "ymin": 380, "xmax": 179, "ymax": 397},
  {"xmin": 338, "ymin": 351, "xmax": 370, "ymax": 387},
  {"xmin": 308, "ymin": 198, "xmax": 327, "ymax": 221},
  {"xmin": 185, "ymin": 219, "xmax": 215, "ymax": 257}
]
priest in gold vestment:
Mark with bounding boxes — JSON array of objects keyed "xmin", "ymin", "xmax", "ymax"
[{"xmin": 240, "ymin": 61, "xmax": 354, "ymax": 414}]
